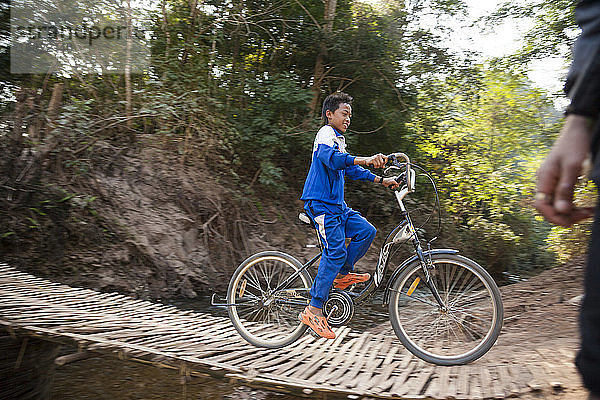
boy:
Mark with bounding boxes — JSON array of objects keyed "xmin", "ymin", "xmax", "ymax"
[{"xmin": 299, "ymin": 92, "xmax": 400, "ymax": 339}]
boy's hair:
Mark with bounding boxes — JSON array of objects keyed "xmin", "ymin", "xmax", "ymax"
[{"xmin": 322, "ymin": 92, "xmax": 353, "ymax": 125}]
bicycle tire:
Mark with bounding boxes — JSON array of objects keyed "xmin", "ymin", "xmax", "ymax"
[
  {"xmin": 227, "ymin": 251, "xmax": 312, "ymax": 348},
  {"xmin": 388, "ymin": 253, "xmax": 503, "ymax": 365}
]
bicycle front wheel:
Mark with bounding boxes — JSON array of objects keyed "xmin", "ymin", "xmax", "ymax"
[
  {"xmin": 227, "ymin": 251, "xmax": 312, "ymax": 348},
  {"xmin": 388, "ymin": 253, "xmax": 503, "ymax": 365}
]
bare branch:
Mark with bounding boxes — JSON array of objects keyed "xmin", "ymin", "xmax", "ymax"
[{"xmin": 292, "ymin": 0, "xmax": 321, "ymax": 30}]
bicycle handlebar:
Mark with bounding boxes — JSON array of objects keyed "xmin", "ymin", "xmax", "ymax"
[
  {"xmin": 366, "ymin": 152, "xmax": 414, "ymax": 192},
  {"xmin": 386, "ymin": 152, "xmax": 410, "ymax": 172},
  {"xmin": 386, "ymin": 153, "xmax": 414, "ymax": 192}
]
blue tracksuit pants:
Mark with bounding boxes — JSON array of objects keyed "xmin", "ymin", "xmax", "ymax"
[{"xmin": 304, "ymin": 200, "xmax": 376, "ymax": 308}]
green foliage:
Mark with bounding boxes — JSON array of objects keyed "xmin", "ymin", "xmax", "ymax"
[
  {"xmin": 482, "ymin": 0, "xmax": 596, "ymax": 268},
  {"xmin": 410, "ymin": 67, "xmax": 561, "ymax": 276},
  {"xmin": 230, "ymin": 73, "xmax": 313, "ymax": 191},
  {"xmin": 547, "ymin": 222, "xmax": 592, "ymax": 264}
]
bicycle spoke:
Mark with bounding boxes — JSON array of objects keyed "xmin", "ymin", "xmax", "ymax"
[
  {"xmin": 449, "ymin": 312, "xmax": 488, "ymax": 335},
  {"xmin": 449, "ymin": 274, "xmax": 482, "ymax": 306},
  {"xmin": 445, "ymin": 265, "xmax": 466, "ymax": 298},
  {"xmin": 449, "ymin": 314, "xmax": 484, "ymax": 341},
  {"xmin": 400, "ymin": 289, "xmax": 439, "ymax": 307},
  {"xmin": 451, "ymin": 308, "xmax": 492, "ymax": 324},
  {"xmin": 449, "ymin": 286, "xmax": 488, "ymax": 308},
  {"xmin": 244, "ymin": 269, "xmax": 264, "ymax": 294}
]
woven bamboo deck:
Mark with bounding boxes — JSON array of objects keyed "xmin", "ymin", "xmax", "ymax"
[{"xmin": 0, "ymin": 263, "xmax": 581, "ymax": 399}]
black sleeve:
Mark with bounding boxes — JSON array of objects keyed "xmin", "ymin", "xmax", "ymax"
[{"xmin": 565, "ymin": 0, "xmax": 600, "ymax": 118}]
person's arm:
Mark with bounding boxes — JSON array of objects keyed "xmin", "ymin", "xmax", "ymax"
[
  {"xmin": 353, "ymin": 154, "xmax": 387, "ymax": 168},
  {"xmin": 315, "ymin": 144, "xmax": 356, "ymax": 170},
  {"xmin": 316, "ymin": 146, "xmax": 389, "ymax": 171},
  {"xmin": 535, "ymin": 1, "xmax": 600, "ymax": 227},
  {"xmin": 344, "ymin": 164, "xmax": 377, "ymax": 182},
  {"xmin": 344, "ymin": 167, "xmax": 401, "ymax": 189}
]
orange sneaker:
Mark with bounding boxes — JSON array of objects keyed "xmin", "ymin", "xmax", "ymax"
[
  {"xmin": 299, "ymin": 306, "xmax": 335, "ymax": 339},
  {"xmin": 333, "ymin": 272, "xmax": 371, "ymax": 290}
]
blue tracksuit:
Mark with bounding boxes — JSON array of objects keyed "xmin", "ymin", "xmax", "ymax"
[{"xmin": 300, "ymin": 125, "xmax": 377, "ymax": 308}]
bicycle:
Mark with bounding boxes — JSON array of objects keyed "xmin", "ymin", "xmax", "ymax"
[{"xmin": 212, "ymin": 153, "xmax": 503, "ymax": 366}]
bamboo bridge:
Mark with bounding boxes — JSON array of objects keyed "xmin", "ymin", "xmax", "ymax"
[{"xmin": 0, "ymin": 263, "xmax": 582, "ymax": 399}]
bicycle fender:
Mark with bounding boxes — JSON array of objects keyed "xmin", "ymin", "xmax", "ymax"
[{"xmin": 382, "ymin": 249, "xmax": 459, "ymax": 305}]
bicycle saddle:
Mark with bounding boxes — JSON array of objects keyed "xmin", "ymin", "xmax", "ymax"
[{"xmin": 298, "ymin": 212, "xmax": 314, "ymax": 227}]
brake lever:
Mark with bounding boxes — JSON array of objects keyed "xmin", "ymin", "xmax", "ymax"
[
  {"xmin": 383, "ymin": 165, "xmax": 403, "ymax": 175},
  {"xmin": 383, "ymin": 173, "xmax": 406, "ymax": 191}
]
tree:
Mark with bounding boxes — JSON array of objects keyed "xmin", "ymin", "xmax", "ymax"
[
  {"xmin": 411, "ymin": 68, "xmax": 560, "ymax": 276},
  {"xmin": 487, "ymin": 0, "xmax": 578, "ymax": 66}
]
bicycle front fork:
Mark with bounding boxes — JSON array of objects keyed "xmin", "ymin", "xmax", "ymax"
[{"xmin": 416, "ymin": 245, "xmax": 447, "ymax": 312}]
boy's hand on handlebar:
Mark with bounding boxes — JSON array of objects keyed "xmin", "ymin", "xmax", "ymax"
[
  {"xmin": 364, "ymin": 153, "xmax": 387, "ymax": 168},
  {"xmin": 382, "ymin": 177, "xmax": 400, "ymax": 190}
]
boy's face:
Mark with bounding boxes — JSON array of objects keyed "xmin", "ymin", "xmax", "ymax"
[{"xmin": 326, "ymin": 103, "xmax": 352, "ymax": 133}]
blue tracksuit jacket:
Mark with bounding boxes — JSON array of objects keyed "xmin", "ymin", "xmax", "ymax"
[{"xmin": 301, "ymin": 125, "xmax": 376, "ymax": 204}]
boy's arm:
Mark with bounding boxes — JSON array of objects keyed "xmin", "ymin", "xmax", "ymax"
[
  {"xmin": 344, "ymin": 164, "xmax": 377, "ymax": 182},
  {"xmin": 315, "ymin": 144, "xmax": 356, "ymax": 170},
  {"xmin": 345, "ymin": 166, "xmax": 401, "ymax": 189},
  {"xmin": 314, "ymin": 126, "xmax": 387, "ymax": 169},
  {"xmin": 353, "ymin": 154, "xmax": 387, "ymax": 168},
  {"xmin": 316, "ymin": 146, "xmax": 388, "ymax": 170}
]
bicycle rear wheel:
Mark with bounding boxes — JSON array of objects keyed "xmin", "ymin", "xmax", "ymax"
[
  {"xmin": 388, "ymin": 253, "xmax": 503, "ymax": 365},
  {"xmin": 227, "ymin": 251, "xmax": 312, "ymax": 348}
]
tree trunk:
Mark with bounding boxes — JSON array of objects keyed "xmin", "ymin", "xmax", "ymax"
[
  {"xmin": 308, "ymin": 47, "xmax": 326, "ymax": 116},
  {"xmin": 11, "ymin": 89, "xmax": 29, "ymax": 144},
  {"xmin": 208, "ymin": 37, "xmax": 216, "ymax": 95},
  {"xmin": 181, "ymin": 0, "xmax": 199, "ymax": 65},
  {"xmin": 161, "ymin": 0, "xmax": 172, "ymax": 63},
  {"xmin": 45, "ymin": 82, "xmax": 64, "ymax": 139},
  {"xmin": 125, "ymin": 0, "xmax": 133, "ymax": 135},
  {"xmin": 308, "ymin": 0, "xmax": 338, "ymax": 116}
]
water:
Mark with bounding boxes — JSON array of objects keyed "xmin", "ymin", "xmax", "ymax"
[
  {"xmin": 51, "ymin": 295, "xmax": 393, "ymax": 399},
  {"xmin": 52, "ymin": 354, "xmax": 295, "ymax": 400}
]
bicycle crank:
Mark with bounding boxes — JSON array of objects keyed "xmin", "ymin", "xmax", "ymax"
[{"xmin": 323, "ymin": 289, "xmax": 354, "ymax": 327}]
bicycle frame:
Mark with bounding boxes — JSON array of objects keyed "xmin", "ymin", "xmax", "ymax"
[{"xmin": 267, "ymin": 153, "xmax": 450, "ymax": 310}]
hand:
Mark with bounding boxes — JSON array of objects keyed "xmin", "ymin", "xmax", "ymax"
[
  {"xmin": 535, "ymin": 114, "xmax": 596, "ymax": 227},
  {"xmin": 382, "ymin": 177, "xmax": 400, "ymax": 190},
  {"xmin": 364, "ymin": 153, "xmax": 387, "ymax": 168}
]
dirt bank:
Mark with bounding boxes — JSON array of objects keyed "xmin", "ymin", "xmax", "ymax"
[{"xmin": 0, "ymin": 136, "xmax": 314, "ymax": 299}]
